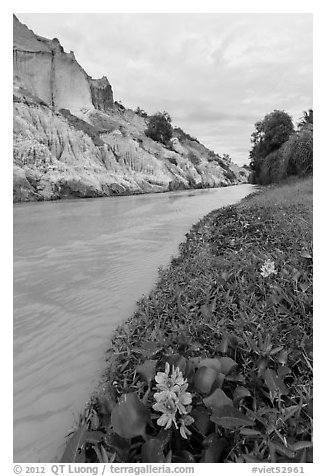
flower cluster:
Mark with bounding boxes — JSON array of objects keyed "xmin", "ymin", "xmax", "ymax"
[
  {"xmin": 260, "ymin": 259, "xmax": 277, "ymax": 278},
  {"xmin": 153, "ymin": 362, "xmax": 194, "ymax": 439}
]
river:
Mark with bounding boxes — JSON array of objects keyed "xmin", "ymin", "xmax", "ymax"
[{"xmin": 13, "ymin": 184, "xmax": 254, "ymax": 462}]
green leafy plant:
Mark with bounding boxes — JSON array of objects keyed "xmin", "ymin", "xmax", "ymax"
[{"xmin": 61, "ymin": 178, "xmax": 312, "ymax": 463}]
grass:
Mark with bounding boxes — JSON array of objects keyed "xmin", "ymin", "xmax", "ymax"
[{"xmin": 62, "ymin": 177, "xmax": 313, "ymax": 464}]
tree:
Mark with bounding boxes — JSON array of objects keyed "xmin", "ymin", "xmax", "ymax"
[
  {"xmin": 145, "ymin": 111, "xmax": 173, "ymax": 145},
  {"xmin": 249, "ymin": 110, "xmax": 294, "ymax": 183},
  {"xmin": 297, "ymin": 109, "xmax": 313, "ymax": 130}
]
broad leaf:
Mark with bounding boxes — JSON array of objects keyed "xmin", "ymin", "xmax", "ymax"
[
  {"xmin": 233, "ymin": 386, "xmax": 251, "ymax": 403},
  {"xmin": 100, "ymin": 445, "xmax": 109, "ymax": 463},
  {"xmin": 167, "ymin": 354, "xmax": 187, "ymax": 374},
  {"xmin": 111, "ymin": 393, "xmax": 150, "ymax": 439},
  {"xmin": 272, "ymin": 441, "xmax": 296, "ymax": 458},
  {"xmin": 192, "ymin": 406, "xmax": 212, "ymax": 435},
  {"xmin": 264, "ymin": 368, "xmax": 289, "ymax": 395},
  {"xmin": 278, "ymin": 365, "xmax": 291, "ymax": 378},
  {"xmin": 257, "ymin": 358, "xmax": 269, "ymax": 376},
  {"xmin": 219, "ymin": 357, "xmax": 238, "ymax": 375},
  {"xmin": 174, "ymin": 450, "xmax": 196, "ymax": 463},
  {"xmin": 133, "ymin": 341, "xmax": 161, "ymax": 358},
  {"xmin": 214, "ymin": 372, "xmax": 225, "ymax": 389},
  {"xmin": 155, "ymin": 428, "xmax": 172, "ymax": 446},
  {"xmin": 225, "ymin": 373, "xmax": 245, "ymax": 383},
  {"xmin": 89, "ymin": 411, "xmax": 100, "ymax": 430},
  {"xmin": 283, "ymin": 405, "xmax": 301, "ymax": 422},
  {"xmin": 194, "ymin": 366, "xmax": 217, "ymax": 394},
  {"xmin": 184, "ymin": 359, "xmax": 195, "ymax": 382},
  {"xmin": 136, "ymin": 359, "xmax": 157, "ymax": 384},
  {"xmin": 203, "ymin": 435, "xmax": 226, "ymax": 463},
  {"xmin": 211, "ymin": 406, "xmax": 254, "ymax": 429},
  {"xmin": 104, "ymin": 430, "xmax": 130, "ymax": 461},
  {"xmin": 203, "ymin": 388, "xmax": 233, "ymax": 410},
  {"xmin": 141, "ymin": 438, "xmax": 166, "ymax": 463},
  {"xmin": 61, "ymin": 422, "xmax": 88, "ymax": 462},
  {"xmin": 84, "ymin": 431, "xmax": 105, "ymax": 445},
  {"xmin": 95, "ymin": 395, "xmax": 116, "ymax": 426},
  {"xmin": 242, "ymin": 455, "xmax": 264, "ymax": 463},
  {"xmin": 277, "ymin": 350, "xmax": 288, "ymax": 366},
  {"xmin": 218, "ymin": 335, "xmax": 229, "ymax": 354},
  {"xmin": 93, "ymin": 445, "xmax": 104, "ymax": 463},
  {"xmin": 289, "ymin": 441, "xmax": 313, "ymax": 452},
  {"xmin": 269, "ymin": 346, "xmax": 284, "ymax": 356},
  {"xmin": 198, "ymin": 358, "xmax": 222, "ymax": 373}
]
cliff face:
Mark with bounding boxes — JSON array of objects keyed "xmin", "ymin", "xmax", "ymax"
[
  {"xmin": 13, "ymin": 15, "xmax": 114, "ymax": 114},
  {"xmin": 13, "ymin": 15, "xmax": 248, "ymax": 202}
]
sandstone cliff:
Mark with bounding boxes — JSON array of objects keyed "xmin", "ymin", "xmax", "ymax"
[{"xmin": 13, "ymin": 15, "xmax": 249, "ymax": 202}]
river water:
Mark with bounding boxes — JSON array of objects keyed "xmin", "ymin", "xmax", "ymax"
[{"xmin": 13, "ymin": 184, "xmax": 254, "ymax": 462}]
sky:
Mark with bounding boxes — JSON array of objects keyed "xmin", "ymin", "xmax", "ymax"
[{"xmin": 15, "ymin": 13, "xmax": 313, "ymax": 165}]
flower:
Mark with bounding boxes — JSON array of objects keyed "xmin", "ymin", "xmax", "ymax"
[
  {"xmin": 174, "ymin": 383, "xmax": 192, "ymax": 414},
  {"xmin": 153, "ymin": 362, "xmax": 193, "ymax": 434},
  {"xmin": 153, "ymin": 398, "xmax": 178, "ymax": 429},
  {"xmin": 179, "ymin": 415, "xmax": 194, "ymax": 439},
  {"xmin": 260, "ymin": 259, "xmax": 277, "ymax": 278},
  {"xmin": 155, "ymin": 362, "xmax": 185, "ymax": 392}
]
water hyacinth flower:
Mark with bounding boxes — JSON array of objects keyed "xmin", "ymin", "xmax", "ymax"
[
  {"xmin": 179, "ymin": 415, "xmax": 195, "ymax": 439},
  {"xmin": 175, "ymin": 383, "xmax": 192, "ymax": 414},
  {"xmin": 153, "ymin": 363, "xmax": 193, "ymax": 437},
  {"xmin": 153, "ymin": 398, "xmax": 178, "ymax": 429},
  {"xmin": 155, "ymin": 362, "xmax": 185, "ymax": 391},
  {"xmin": 260, "ymin": 259, "xmax": 277, "ymax": 278}
]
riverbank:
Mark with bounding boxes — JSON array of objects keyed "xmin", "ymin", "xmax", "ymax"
[
  {"xmin": 13, "ymin": 177, "xmax": 244, "ymax": 204},
  {"xmin": 62, "ymin": 177, "xmax": 312, "ymax": 464}
]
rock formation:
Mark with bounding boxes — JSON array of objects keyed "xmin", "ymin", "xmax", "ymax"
[{"xmin": 13, "ymin": 15, "xmax": 249, "ymax": 202}]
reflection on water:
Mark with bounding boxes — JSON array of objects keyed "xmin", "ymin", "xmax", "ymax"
[{"xmin": 13, "ymin": 184, "xmax": 254, "ymax": 462}]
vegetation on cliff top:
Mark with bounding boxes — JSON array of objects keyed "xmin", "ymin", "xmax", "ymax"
[
  {"xmin": 62, "ymin": 177, "xmax": 313, "ymax": 464},
  {"xmin": 145, "ymin": 111, "xmax": 174, "ymax": 145}
]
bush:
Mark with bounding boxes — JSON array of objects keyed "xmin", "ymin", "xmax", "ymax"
[
  {"xmin": 167, "ymin": 157, "xmax": 178, "ymax": 167},
  {"xmin": 250, "ymin": 110, "xmax": 294, "ymax": 183},
  {"xmin": 223, "ymin": 169, "xmax": 237, "ymax": 182},
  {"xmin": 258, "ymin": 149, "xmax": 284, "ymax": 185},
  {"xmin": 134, "ymin": 107, "xmax": 148, "ymax": 118},
  {"xmin": 174, "ymin": 127, "xmax": 199, "ymax": 143},
  {"xmin": 188, "ymin": 151, "xmax": 201, "ymax": 166},
  {"xmin": 280, "ymin": 129, "xmax": 313, "ymax": 178},
  {"xmin": 145, "ymin": 112, "xmax": 173, "ymax": 145}
]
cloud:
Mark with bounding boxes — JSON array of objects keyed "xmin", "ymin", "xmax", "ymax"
[{"xmin": 16, "ymin": 13, "xmax": 313, "ymax": 165}]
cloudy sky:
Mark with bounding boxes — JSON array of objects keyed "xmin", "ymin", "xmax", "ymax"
[{"xmin": 16, "ymin": 13, "xmax": 312, "ymax": 165}]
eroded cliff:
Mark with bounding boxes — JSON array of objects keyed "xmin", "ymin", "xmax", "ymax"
[{"xmin": 13, "ymin": 15, "xmax": 248, "ymax": 202}]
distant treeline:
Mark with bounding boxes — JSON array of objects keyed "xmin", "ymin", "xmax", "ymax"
[{"xmin": 249, "ymin": 109, "xmax": 313, "ymax": 185}]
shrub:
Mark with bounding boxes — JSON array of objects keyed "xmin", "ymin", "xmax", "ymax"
[
  {"xmin": 280, "ymin": 129, "xmax": 313, "ymax": 178},
  {"xmin": 258, "ymin": 149, "xmax": 284, "ymax": 185},
  {"xmin": 297, "ymin": 109, "xmax": 313, "ymax": 130},
  {"xmin": 145, "ymin": 112, "xmax": 173, "ymax": 145},
  {"xmin": 250, "ymin": 110, "xmax": 294, "ymax": 183},
  {"xmin": 115, "ymin": 101, "xmax": 126, "ymax": 110},
  {"xmin": 188, "ymin": 151, "xmax": 201, "ymax": 166},
  {"xmin": 135, "ymin": 107, "xmax": 148, "ymax": 118},
  {"xmin": 167, "ymin": 157, "xmax": 178, "ymax": 167},
  {"xmin": 174, "ymin": 127, "xmax": 199, "ymax": 143},
  {"xmin": 207, "ymin": 152, "xmax": 223, "ymax": 164},
  {"xmin": 223, "ymin": 169, "xmax": 237, "ymax": 182}
]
